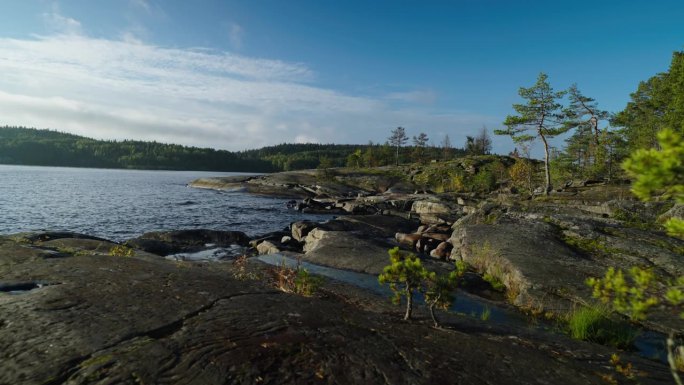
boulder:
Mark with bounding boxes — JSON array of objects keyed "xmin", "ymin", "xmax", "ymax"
[
  {"xmin": 302, "ymin": 228, "xmax": 395, "ymax": 274},
  {"xmin": 429, "ymin": 241, "xmax": 452, "ymax": 260},
  {"xmin": 291, "ymin": 221, "xmax": 317, "ymax": 242},
  {"xmin": 127, "ymin": 229, "xmax": 250, "ymax": 256},
  {"xmin": 411, "ymin": 200, "xmax": 463, "ymax": 224},
  {"xmin": 256, "ymin": 240, "xmax": 281, "ymax": 255},
  {"xmin": 449, "ymin": 220, "xmax": 598, "ymax": 312},
  {"xmin": 416, "ymin": 237, "xmax": 440, "ymax": 254},
  {"xmin": 395, "ymin": 232, "xmax": 422, "ymax": 248}
]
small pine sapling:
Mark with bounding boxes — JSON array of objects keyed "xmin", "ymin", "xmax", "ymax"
[
  {"xmin": 424, "ymin": 261, "xmax": 467, "ymax": 327},
  {"xmin": 378, "ymin": 247, "xmax": 429, "ymax": 320}
]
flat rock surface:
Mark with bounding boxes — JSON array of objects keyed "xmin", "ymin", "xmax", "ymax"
[{"xmin": 0, "ymin": 233, "xmax": 672, "ymax": 385}]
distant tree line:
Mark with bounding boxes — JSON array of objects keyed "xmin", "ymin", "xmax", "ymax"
[
  {"xmin": 0, "ymin": 126, "xmax": 473, "ymax": 172},
  {"xmin": 0, "ymin": 126, "xmax": 274, "ymax": 172}
]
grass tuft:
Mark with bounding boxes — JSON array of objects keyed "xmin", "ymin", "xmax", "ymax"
[{"xmin": 566, "ymin": 306, "xmax": 638, "ymax": 349}]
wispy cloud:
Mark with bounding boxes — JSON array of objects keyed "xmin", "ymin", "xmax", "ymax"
[
  {"xmin": 386, "ymin": 89, "xmax": 437, "ymax": 104},
  {"xmin": 0, "ymin": 34, "xmax": 498, "ymax": 151},
  {"xmin": 129, "ymin": 0, "xmax": 151, "ymax": 13},
  {"xmin": 42, "ymin": 4, "xmax": 82, "ymax": 35}
]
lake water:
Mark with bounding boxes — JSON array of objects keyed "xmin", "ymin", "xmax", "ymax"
[{"xmin": 0, "ymin": 165, "xmax": 331, "ymax": 241}]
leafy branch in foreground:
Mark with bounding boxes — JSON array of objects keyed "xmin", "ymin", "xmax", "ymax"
[
  {"xmin": 622, "ymin": 128, "xmax": 684, "ymax": 238},
  {"xmin": 587, "ymin": 128, "xmax": 684, "ymax": 384}
]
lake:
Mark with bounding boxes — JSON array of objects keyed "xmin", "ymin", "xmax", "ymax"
[{"xmin": 0, "ymin": 165, "xmax": 331, "ymax": 241}]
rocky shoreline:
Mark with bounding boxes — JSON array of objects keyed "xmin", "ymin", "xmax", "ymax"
[
  {"xmin": 1, "ymin": 164, "xmax": 682, "ymax": 384},
  {"xmin": 191, "ymin": 167, "xmax": 683, "ymax": 334}
]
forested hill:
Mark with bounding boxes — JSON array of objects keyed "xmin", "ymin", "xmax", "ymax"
[
  {"xmin": 0, "ymin": 126, "xmax": 468, "ymax": 172},
  {"xmin": 0, "ymin": 126, "xmax": 277, "ymax": 172}
]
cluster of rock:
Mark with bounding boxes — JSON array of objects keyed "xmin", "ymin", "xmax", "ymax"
[{"xmin": 240, "ymin": 174, "xmax": 683, "ymax": 335}]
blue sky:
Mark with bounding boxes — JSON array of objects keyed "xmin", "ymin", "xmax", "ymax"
[{"xmin": 0, "ymin": 1, "xmax": 682, "ymax": 153}]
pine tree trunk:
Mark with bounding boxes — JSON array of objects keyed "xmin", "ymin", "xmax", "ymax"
[
  {"xmin": 404, "ymin": 287, "xmax": 413, "ymax": 320},
  {"xmin": 667, "ymin": 333, "xmax": 683, "ymax": 385},
  {"xmin": 395, "ymin": 145, "xmax": 400, "ymax": 166},
  {"xmin": 428, "ymin": 301, "xmax": 439, "ymax": 327},
  {"xmin": 539, "ymin": 131, "xmax": 552, "ymax": 195}
]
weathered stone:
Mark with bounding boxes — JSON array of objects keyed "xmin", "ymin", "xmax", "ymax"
[
  {"xmin": 256, "ymin": 240, "xmax": 280, "ymax": 255},
  {"xmin": 420, "ymin": 232, "xmax": 450, "ymax": 242},
  {"xmin": 430, "ymin": 241, "xmax": 452, "ymax": 260},
  {"xmin": 127, "ymin": 229, "xmax": 250, "ymax": 256},
  {"xmin": 411, "ymin": 200, "xmax": 463, "ymax": 224},
  {"xmin": 416, "ymin": 237, "xmax": 440, "ymax": 254},
  {"xmin": 395, "ymin": 232, "xmax": 421, "ymax": 248},
  {"xmin": 291, "ymin": 221, "xmax": 317, "ymax": 242},
  {"xmin": 302, "ymin": 228, "xmax": 395, "ymax": 274}
]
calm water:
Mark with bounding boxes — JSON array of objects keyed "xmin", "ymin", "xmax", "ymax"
[{"xmin": 0, "ymin": 165, "xmax": 331, "ymax": 241}]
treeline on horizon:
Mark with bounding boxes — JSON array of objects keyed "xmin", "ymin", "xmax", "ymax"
[{"xmin": 0, "ymin": 126, "xmax": 466, "ymax": 172}]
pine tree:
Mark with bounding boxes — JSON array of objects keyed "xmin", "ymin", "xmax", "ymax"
[
  {"xmin": 388, "ymin": 127, "xmax": 409, "ymax": 166},
  {"xmin": 496, "ymin": 73, "xmax": 568, "ymax": 195}
]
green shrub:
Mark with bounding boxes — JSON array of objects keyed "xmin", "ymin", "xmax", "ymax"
[
  {"xmin": 480, "ymin": 306, "xmax": 491, "ymax": 321},
  {"xmin": 294, "ymin": 269, "xmax": 323, "ymax": 296},
  {"xmin": 566, "ymin": 306, "xmax": 637, "ymax": 348},
  {"xmin": 469, "ymin": 169, "xmax": 497, "ymax": 193},
  {"xmin": 483, "ymin": 273, "xmax": 506, "ymax": 292},
  {"xmin": 109, "ymin": 244, "xmax": 134, "ymax": 257},
  {"xmin": 268, "ymin": 258, "xmax": 324, "ymax": 296}
]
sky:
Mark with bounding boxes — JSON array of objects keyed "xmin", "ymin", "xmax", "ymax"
[{"xmin": 0, "ymin": 0, "xmax": 682, "ymax": 154}]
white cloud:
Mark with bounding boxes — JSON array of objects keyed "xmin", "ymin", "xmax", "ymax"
[
  {"xmin": 42, "ymin": 4, "xmax": 82, "ymax": 35},
  {"xmin": 228, "ymin": 23, "xmax": 244, "ymax": 50},
  {"xmin": 386, "ymin": 90, "xmax": 437, "ymax": 104},
  {"xmin": 129, "ymin": 0, "xmax": 151, "ymax": 13},
  {"xmin": 0, "ymin": 34, "xmax": 500, "ymax": 151},
  {"xmin": 294, "ymin": 134, "xmax": 320, "ymax": 144}
]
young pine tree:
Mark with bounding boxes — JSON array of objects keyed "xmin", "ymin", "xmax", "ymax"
[
  {"xmin": 378, "ymin": 247, "xmax": 429, "ymax": 320},
  {"xmin": 497, "ymin": 73, "xmax": 568, "ymax": 195}
]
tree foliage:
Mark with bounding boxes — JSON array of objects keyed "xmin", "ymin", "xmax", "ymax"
[
  {"xmin": 465, "ymin": 126, "xmax": 492, "ymax": 156},
  {"xmin": 412, "ymin": 132, "xmax": 429, "ymax": 163},
  {"xmin": 378, "ymin": 247, "xmax": 429, "ymax": 320},
  {"xmin": 623, "ymin": 128, "xmax": 684, "ymax": 238},
  {"xmin": 497, "ymin": 73, "xmax": 568, "ymax": 194},
  {"xmin": 612, "ymin": 51, "xmax": 684, "ymax": 152},
  {"xmin": 424, "ymin": 261, "xmax": 467, "ymax": 327},
  {"xmin": 562, "ymin": 85, "xmax": 612, "ymax": 178},
  {"xmin": 388, "ymin": 127, "xmax": 409, "ymax": 166},
  {"xmin": 588, "ymin": 128, "xmax": 684, "ymax": 385}
]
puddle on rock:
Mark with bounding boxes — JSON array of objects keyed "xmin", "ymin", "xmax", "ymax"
[
  {"xmin": 257, "ymin": 253, "xmax": 669, "ymax": 363},
  {"xmin": 0, "ymin": 282, "xmax": 56, "ymax": 295}
]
